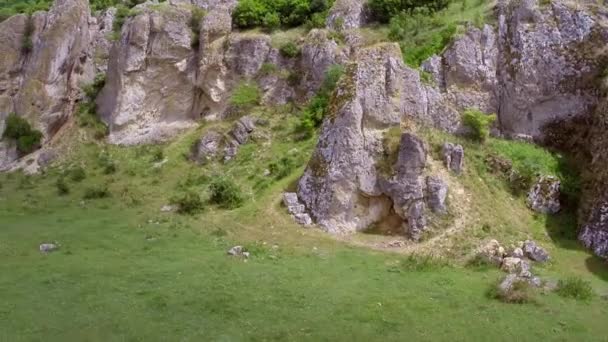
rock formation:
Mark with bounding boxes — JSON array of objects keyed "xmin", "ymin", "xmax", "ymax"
[{"xmin": 0, "ymin": 0, "xmax": 93, "ymax": 138}]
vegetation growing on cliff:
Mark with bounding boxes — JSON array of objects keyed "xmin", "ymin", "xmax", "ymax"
[{"xmin": 2, "ymin": 113, "xmax": 43, "ymax": 155}]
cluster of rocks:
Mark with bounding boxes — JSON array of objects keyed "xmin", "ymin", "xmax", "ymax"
[
  {"xmin": 190, "ymin": 115, "xmax": 258, "ymax": 164},
  {"xmin": 282, "ymin": 192, "xmax": 313, "ymax": 226},
  {"xmin": 479, "ymin": 239, "xmax": 551, "ymax": 290}
]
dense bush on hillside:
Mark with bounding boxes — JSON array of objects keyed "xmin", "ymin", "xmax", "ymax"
[
  {"xmin": 232, "ymin": 0, "xmax": 334, "ymax": 30},
  {"xmin": 462, "ymin": 108, "xmax": 496, "ymax": 143},
  {"xmin": 209, "ymin": 176, "xmax": 244, "ymax": 209},
  {"xmin": 368, "ymin": 0, "xmax": 450, "ymax": 23},
  {"xmin": 2, "ymin": 113, "xmax": 43, "ymax": 155}
]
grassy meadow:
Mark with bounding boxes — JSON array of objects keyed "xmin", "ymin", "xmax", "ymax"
[{"xmin": 1, "ymin": 109, "xmax": 608, "ymax": 341}]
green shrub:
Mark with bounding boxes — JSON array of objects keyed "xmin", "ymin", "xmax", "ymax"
[
  {"xmin": 68, "ymin": 166, "xmax": 86, "ymax": 182},
  {"xmin": 55, "ymin": 178, "xmax": 69, "ymax": 195},
  {"xmin": 76, "ymin": 102, "xmax": 108, "ymax": 140},
  {"xmin": 462, "ymin": 108, "xmax": 496, "ymax": 143},
  {"xmin": 2, "ymin": 113, "xmax": 43, "ymax": 155},
  {"xmin": 556, "ymin": 277, "xmax": 594, "ymax": 301},
  {"xmin": 230, "ymin": 82, "xmax": 260, "ymax": 109},
  {"xmin": 97, "ymin": 153, "xmax": 117, "ymax": 174},
  {"xmin": 83, "ymin": 185, "xmax": 110, "ymax": 199},
  {"xmin": 171, "ymin": 191, "xmax": 205, "ymax": 214},
  {"xmin": 268, "ymin": 156, "xmax": 296, "ymax": 180},
  {"xmin": 279, "ymin": 42, "xmax": 300, "ymax": 58},
  {"xmin": 83, "ymin": 73, "xmax": 106, "ymax": 100},
  {"xmin": 208, "ymin": 176, "xmax": 244, "ymax": 209},
  {"xmin": 368, "ymin": 0, "xmax": 450, "ymax": 23},
  {"xmin": 295, "ymin": 64, "xmax": 344, "ymax": 138},
  {"xmin": 232, "ymin": 0, "xmax": 333, "ymax": 30},
  {"xmin": 262, "ymin": 12, "xmax": 281, "ymax": 31},
  {"xmin": 260, "ymin": 63, "xmax": 278, "ymax": 75}
]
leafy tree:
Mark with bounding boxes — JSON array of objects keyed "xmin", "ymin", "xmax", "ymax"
[{"xmin": 2, "ymin": 113, "xmax": 43, "ymax": 155}]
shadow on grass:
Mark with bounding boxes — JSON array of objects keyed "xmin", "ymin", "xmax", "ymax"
[
  {"xmin": 585, "ymin": 256, "xmax": 608, "ymax": 283},
  {"xmin": 544, "ymin": 208, "xmax": 580, "ymax": 249}
]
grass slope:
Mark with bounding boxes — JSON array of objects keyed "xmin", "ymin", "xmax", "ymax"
[{"xmin": 1, "ymin": 113, "xmax": 608, "ymax": 340}]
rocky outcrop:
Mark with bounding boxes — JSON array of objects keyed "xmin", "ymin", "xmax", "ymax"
[
  {"xmin": 297, "ymin": 44, "xmax": 428, "ymax": 234},
  {"xmin": 326, "ymin": 0, "xmax": 368, "ymax": 30},
  {"xmin": 496, "ymin": 0, "xmax": 608, "ymax": 138},
  {"xmin": 190, "ymin": 130, "xmax": 223, "ymax": 164},
  {"xmin": 97, "ymin": 3, "xmax": 199, "ymax": 145},
  {"xmin": 442, "ymin": 142, "xmax": 464, "ymax": 174},
  {"xmin": 0, "ymin": 0, "xmax": 93, "ymax": 138},
  {"xmin": 527, "ymin": 176, "xmax": 561, "ymax": 214},
  {"xmin": 297, "ymin": 44, "xmax": 453, "ymax": 238},
  {"xmin": 421, "ymin": 24, "xmax": 498, "ymax": 132},
  {"xmin": 283, "ymin": 192, "xmax": 313, "ymax": 226}
]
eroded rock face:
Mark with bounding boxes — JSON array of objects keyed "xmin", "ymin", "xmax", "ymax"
[
  {"xmin": 97, "ymin": 3, "xmax": 198, "ymax": 145},
  {"xmin": 297, "ymin": 44, "xmax": 428, "ymax": 234},
  {"xmin": 496, "ymin": 0, "xmax": 608, "ymax": 138},
  {"xmin": 0, "ymin": 0, "xmax": 93, "ymax": 138},
  {"xmin": 326, "ymin": 0, "xmax": 368, "ymax": 30}
]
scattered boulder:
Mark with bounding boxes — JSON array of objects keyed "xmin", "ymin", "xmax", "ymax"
[
  {"xmin": 522, "ymin": 240, "xmax": 550, "ymax": 262},
  {"xmin": 478, "ymin": 239, "xmax": 505, "ymax": 266},
  {"xmin": 510, "ymin": 247, "xmax": 524, "ymax": 259},
  {"xmin": 160, "ymin": 205, "xmax": 177, "ymax": 213},
  {"xmin": 230, "ymin": 116, "xmax": 256, "ymax": 145},
  {"xmin": 442, "ymin": 142, "xmax": 464, "ymax": 174},
  {"xmin": 227, "ymin": 245, "xmax": 244, "ymax": 256},
  {"xmin": 426, "ymin": 176, "xmax": 448, "ymax": 214},
  {"xmin": 501, "ymin": 257, "xmax": 522, "ymax": 274},
  {"xmin": 190, "ymin": 131, "xmax": 223, "ymax": 164},
  {"xmin": 39, "ymin": 243, "xmax": 58, "ymax": 253},
  {"xmin": 293, "ymin": 213, "xmax": 313, "ymax": 226},
  {"xmin": 527, "ymin": 176, "xmax": 561, "ymax": 214}
]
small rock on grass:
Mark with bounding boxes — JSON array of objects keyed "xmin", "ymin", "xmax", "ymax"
[{"xmin": 39, "ymin": 243, "xmax": 58, "ymax": 253}]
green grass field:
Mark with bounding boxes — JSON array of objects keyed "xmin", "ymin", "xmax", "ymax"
[{"xmin": 1, "ymin": 111, "xmax": 608, "ymax": 341}]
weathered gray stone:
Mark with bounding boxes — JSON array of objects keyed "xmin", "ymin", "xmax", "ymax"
[
  {"xmin": 501, "ymin": 257, "xmax": 522, "ymax": 273},
  {"xmin": 522, "ymin": 240, "xmax": 550, "ymax": 262},
  {"xmin": 0, "ymin": 141, "xmax": 18, "ymax": 171},
  {"xmin": 230, "ymin": 116, "xmax": 256, "ymax": 145},
  {"xmin": 227, "ymin": 245, "xmax": 243, "ymax": 256},
  {"xmin": 190, "ymin": 130, "xmax": 223, "ymax": 164},
  {"xmin": 293, "ymin": 213, "xmax": 313, "ymax": 226},
  {"xmin": 406, "ymin": 200, "xmax": 427, "ymax": 241},
  {"xmin": 283, "ymin": 192, "xmax": 300, "ymax": 207},
  {"xmin": 1, "ymin": 0, "xmax": 93, "ymax": 140},
  {"xmin": 297, "ymin": 44, "xmax": 428, "ymax": 234},
  {"xmin": 39, "ymin": 243, "xmax": 58, "ymax": 253},
  {"xmin": 442, "ymin": 142, "xmax": 464, "ymax": 174},
  {"xmin": 426, "ymin": 176, "xmax": 448, "ymax": 214},
  {"xmin": 496, "ymin": 0, "xmax": 608, "ymax": 138},
  {"xmin": 97, "ymin": 3, "xmax": 198, "ymax": 145},
  {"xmin": 527, "ymin": 176, "xmax": 560, "ymax": 214},
  {"xmin": 326, "ymin": 0, "xmax": 368, "ymax": 30}
]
